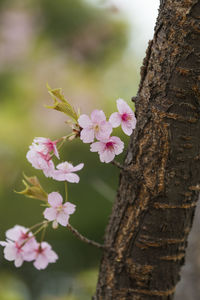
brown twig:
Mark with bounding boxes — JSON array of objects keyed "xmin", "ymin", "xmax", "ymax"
[
  {"xmin": 67, "ymin": 224, "xmax": 106, "ymax": 250},
  {"xmin": 111, "ymin": 160, "xmax": 125, "ymax": 170}
]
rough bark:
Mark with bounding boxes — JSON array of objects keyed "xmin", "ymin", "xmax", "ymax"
[{"xmin": 94, "ymin": 0, "xmax": 200, "ymax": 299}]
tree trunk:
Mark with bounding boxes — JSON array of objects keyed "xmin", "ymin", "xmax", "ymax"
[{"xmin": 94, "ymin": 0, "xmax": 200, "ymax": 299}]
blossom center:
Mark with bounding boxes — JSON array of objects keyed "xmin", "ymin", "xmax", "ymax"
[
  {"xmin": 21, "ymin": 232, "xmax": 29, "ymax": 240},
  {"xmin": 57, "ymin": 205, "xmax": 63, "ymax": 212},
  {"xmin": 37, "ymin": 245, "xmax": 45, "ymax": 254},
  {"xmin": 15, "ymin": 242, "xmax": 23, "ymax": 251},
  {"xmin": 94, "ymin": 124, "xmax": 100, "ymax": 132},
  {"xmin": 121, "ymin": 113, "xmax": 131, "ymax": 122},
  {"xmin": 105, "ymin": 141, "xmax": 114, "ymax": 150}
]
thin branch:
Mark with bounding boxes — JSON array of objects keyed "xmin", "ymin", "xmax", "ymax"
[
  {"xmin": 111, "ymin": 160, "xmax": 125, "ymax": 170},
  {"xmin": 67, "ymin": 224, "xmax": 107, "ymax": 250},
  {"xmin": 111, "ymin": 160, "xmax": 132, "ymax": 173}
]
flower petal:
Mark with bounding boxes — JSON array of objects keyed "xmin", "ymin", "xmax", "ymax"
[
  {"xmin": 78, "ymin": 114, "xmax": 92, "ymax": 128},
  {"xmin": 14, "ymin": 255, "xmax": 24, "ymax": 267},
  {"xmin": 51, "ymin": 170, "xmax": 68, "ymax": 181},
  {"xmin": 117, "ymin": 98, "xmax": 133, "ymax": 114},
  {"xmin": 57, "ymin": 212, "xmax": 69, "ymax": 226},
  {"xmin": 48, "ymin": 192, "xmax": 63, "ymax": 207},
  {"xmin": 121, "ymin": 121, "xmax": 133, "ymax": 136},
  {"xmin": 4, "ymin": 243, "xmax": 17, "ymax": 261},
  {"xmin": 90, "ymin": 109, "xmax": 106, "ymax": 123},
  {"xmin": 72, "ymin": 163, "xmax": 84, "ymax": 172},
  {"xmin": 56, "ymin": 162, "xmax": 73, "ymax": 172},
  {"xmin": 45, "ymin": 249, "xmax": 58, "ymax": 263},
  {"xmin": 63, "ymin": 202, "xmax": 76, "ymax": 215},
  {"xmin": 90, "ymin": 142, "xmax": 104, "ymax": 153},
  {"xmin": 100, "ymin": 150, "xmax": 115, "ymax": 163},
  {"xmin": 53, "ymin": 144, "xmax": 60, "ymax": 159},
  {"xmin": 64, "ymin": 173, "xmax": 80, "ymax": 183},
  {"xmin": 6, "ymin": 225, "xmax": 27, "ymax": 241},
  {"xmin": 0, "ymin": 241, "xmax": 7, "ymax": 247},
  {"xmin": 111, "ymin": 136, "xmax": 124, "ymax": 155},
  {"xmin": 96, "ymin": 121, "xmax": 112, "ymax": 140},
  {"xmin": 80, "ymin": 128, "xmax": 95, "ymax": 143},
  {"xmin": 109, "ymin": 112, "xmax": 121, "ymax": 128},
  {"xmin": 43, "ymin": 207, "xmax": 57, "ymax": 221},
  {"xmin": 34, "ymin": 253, "xmax": 49, "ymax": 270}
]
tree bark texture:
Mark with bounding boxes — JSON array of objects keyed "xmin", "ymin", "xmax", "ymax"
[{"xmin": 94, "ymin": 0, "xmax": 200, "ymax": 299}]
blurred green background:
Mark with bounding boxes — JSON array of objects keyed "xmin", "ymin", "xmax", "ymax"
[{"xmin": 0, "ymin": 0, "xmax": 142, "ymax": 299}]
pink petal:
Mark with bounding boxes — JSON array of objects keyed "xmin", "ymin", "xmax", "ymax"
[
  {"xmin": 80, "ymin": 128, "xmax": 95, "ymax": 143},
  {"xmin": 4, "ymin": 243, "xmax": 18, "ymax": 261},
  {"xmin": 90, "ymin": 109, "xmax": 106, "ymax": 123},
  {"xmin": 34, "ymin": 137, "xmax": 49, "ymax": 144},
  {"xmin": 48, "ymin": 192, "xmax": 63, "ymax": 207},
  {"xmin": 90, "ymin": 142, "xmax": 104, "ymax": 153},
  {"xmin": 56, "ymin": 162, "xmax": 73, "ymax": 172},
  {"xmin": 23, "ymin": 240, "xmax": 38, "ymax": 261},
  {"xmin": 23, "ymin": 250, "xmax": 37, "ymax": 262},
  {"xmin": 26, "ymin": 150, "xmax": 38, "ymax": 169},
  {"xmin": 130, "ymin": 114, "xmax": 137, "ymax": 129},
  {"xmin": 6, "ymin": 225, "xmax": 27, "ymax": 241},
  {"xmin": 63, "ymin": 202, "xmax": 76, "ymax": 215},
  {"xmin": 0, "ymin": 241, "xmax": 7, "ymax": 246},
  {"xmin": 111, "ymin": 136, "xmax": 124, "ymax": 155},
  {"xmin": 117, "ymin": 98, "xmax": 133, "ymax": 114},
  {"xmin": 57, "ymin": 211, "xmax": 69, "ymax": 226},
  {"xmin": 34, "ymin": 253, "xmax": 49, "ymax": 270},
  {"xmin": 78, "ymin": 114, "xmax": 92, "ymax": 128},
  {"xmin": 43, "ymin": 207, "xmax": 57, "ymax": 221},
  {"xmin": 121, "ymin": 121, "xmax": 133, "ymax": 136},
  {"xmin": 14, "ymin": 255, "xmax": 24, "ymax": 267},
  {"xmin": 72, "ymin": 163, "xmax": 84, "ymax": 172},
  {"xmin": 64, "ymin": 173, "xmax": 80, "ymax": 183},
  {"xmin": 100, "ymin": 150, "xmax": 115, "ymax": 163},
  {"xmin": 41, "ymin": 243, "xmax": 58, "ymax": 262},
  {"xmin": 53, "ymin": 144, "xmax": 60, "ymax": 159},
  {"xmin": 51, "ymin": 170, "xmax": 68, "ymax": 181},
  {"xmin": 45, "ymin": 249, "xmax": 58, "ymax": 263},
  {"xmin": 40, "ymin": 241, "xmax": 50, "ymax": 250},
  {"xmin": 43, "ymin": 160, "xmax": 55, "ymax": 175},
  {"xmin": 109, "ymin": 112, "xmax": 121, "ymax": 128},
  {"xmin": 96, "ymin": 121, "xmax": 112, "ymax": 140}
]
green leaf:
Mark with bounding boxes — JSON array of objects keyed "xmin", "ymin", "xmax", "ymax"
[
  {"xmin": 46, "ymin": 84, "xmax": 79, "ymax": 121},
  {"xmin": 15, "ymin": 174, "xmax": 48, "ymax": 201}
]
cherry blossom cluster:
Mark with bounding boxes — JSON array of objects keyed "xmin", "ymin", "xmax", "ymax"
[
  {"xmin": 0, "ymin": 225, "xmax": 58, "ymax": 270},
  {"xmin": 27, "ymin": 137, "xmax": 84, "ymax": 182},
  {"xmin": 79, "ymin": 99, "xmax": 136, "ymax": 163},
  {"xmin": 1, "ymin": 88, "xmax": 136, "ymax": 270}
]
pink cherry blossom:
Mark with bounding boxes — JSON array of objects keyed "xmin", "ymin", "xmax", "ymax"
[
  {"xmin": 0, "ymin": 225, "xmax": 37, "ymax": 267},
  {"xmin": 31, "ymin": 242, "xmax": 58, "ymax": 270},
  {"xmin": 109, "ymin": 99, "xmax": 136, "ymax": 136},
  {"xmin": 34, "ymin": 137, "xmax": 59, "ymax": 159},
  {"xmin": 90, "ymin": 136, "xmax": 124, "ymax": 163},
  {"xmin": 52, "ymin": 162, "xmax": 84, "ymax": 183},
  {"xmin": 5, "ymin": 225, "xmax": 31, "ymax": 243},
  {"xmin": 26, "ymin": 143, "xmax": 55, "ymax": 178},
  {"xmin": 78, "ymin": 109, "xmax": 112, "ymax": 143},
  {"xmin": 43, "ymin": 192, "xmax": 76, "ymax": 227},
  {"xmin": 0, "ymin": 240, "xmax": 25, "ymax": 267}
]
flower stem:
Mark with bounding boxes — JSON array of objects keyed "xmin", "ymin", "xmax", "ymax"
[
  {"xmin": 65, "ymin": 182, "xmax": 68, "ymax": 202},
  {"xmin": 57, "ymin": 134, "xmax": 74, "ymax": 150},
  {"xmin": 40, "ymin": 222, "xmax": 48, "ymax": 242},
  {"xmin": 21, "ymin": 222, "xmax": 49, "ymax": 247},
  {"xmin": 67, "ymin": 224, "xmax": 107, "ymax": 250},
  {"xmin": 27, "ymin": 221, "xmax": 47, "ymax": 233},
  {"xmin": 32, "ymin": 223, "xmax": 48, "ymax": 238}
]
